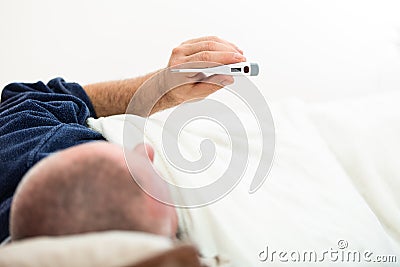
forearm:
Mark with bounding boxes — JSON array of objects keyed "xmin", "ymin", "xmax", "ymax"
[
  {"xmin": 83, "ymin": 71, "xmax": 159, "ymax": 117},
  {"xmin": 83, "ymin": 36, "xmax": 245, "ymax": 118}
]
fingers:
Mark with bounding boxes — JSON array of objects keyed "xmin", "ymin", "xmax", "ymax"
[
  {"xmin": 190, "ymin": 74, "xmax": 234, "ymax": 97},
  {"xmin": 168, "ymin": 36, "xmax": 245, "ymax": 67},
  {"xmin": 178, "ymin": 41, "xmax": 239, "ymax": 56},
  {"xmin": 181, "ymin": 36, "xmax": 243, "ymax": 54},
  {"xmin": 202, "ymin": 74, "xmax": 234, "ymax": 87},
  {"xmin": 185, "ymin": 51, "xmax": 246, "ymax": 65},
  {"xmin": 164, "ymin": 36, "xmax": 241, "ymax": 106}
]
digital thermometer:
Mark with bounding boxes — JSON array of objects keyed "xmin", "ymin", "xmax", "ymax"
[{"xmin": 171, "ymin": 62, "xmax": 259, "ymax": 76}]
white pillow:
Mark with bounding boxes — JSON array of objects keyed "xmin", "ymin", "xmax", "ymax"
[{"xmin": 0, "ymin": 231, "xmax": 172, "ymax": 267}]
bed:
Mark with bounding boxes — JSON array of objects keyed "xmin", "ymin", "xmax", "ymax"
[
  {"xmin": 85, "ymin": 88, "xmax": 400, "ymax": 266},
  {"xmin": 1, "ymin": 1, "xmax": 399, "ymax": 266}
]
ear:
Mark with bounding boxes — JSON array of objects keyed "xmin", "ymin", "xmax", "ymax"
[{"xmin": 134, "ymin": 144, "xmax": 155, "ymax": 162}]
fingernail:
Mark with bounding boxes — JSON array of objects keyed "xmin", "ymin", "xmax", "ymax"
[{"xmin": 234, "ymin": 53, "xmax": 246, "ymax": 61}]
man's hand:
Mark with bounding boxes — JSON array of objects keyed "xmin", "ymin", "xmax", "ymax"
[
  {"xmin": 129, "ymin": 36, "xmax": 247, "ymax": 116},
  {"xmin": 168, "ymin": 36, "xmax": 245, "ymax": 67},
  {"xmin": 163, "ymin": 36, "xmax": 246, "ymax": 108},
  {"xmin": 84, "ymin": 36, "xmax": 246, "ymax": 117}
]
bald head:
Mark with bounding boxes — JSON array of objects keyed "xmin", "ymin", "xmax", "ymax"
[{"xmin": 10, "ymin": 142, "xmax": 177, "ymax": 241}]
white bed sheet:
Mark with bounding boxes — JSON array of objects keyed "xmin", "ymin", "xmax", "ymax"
[{"xmin": 88, "ymin": 91, "xmax": 400, "ymax": 266}]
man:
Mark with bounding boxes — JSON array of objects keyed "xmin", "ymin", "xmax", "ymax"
[{"xmin": 0, "ymin": 36, "xmax": 246, "ymax": 242}]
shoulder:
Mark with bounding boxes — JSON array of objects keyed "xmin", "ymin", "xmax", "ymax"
[{"xmin": 1, "ymin": 78, "xmax": 97, "ymax": 119}]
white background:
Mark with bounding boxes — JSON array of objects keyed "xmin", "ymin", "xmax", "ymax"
[{"xmin": 1, "ymin": 0, "xmax": 399, "ymax": 102}]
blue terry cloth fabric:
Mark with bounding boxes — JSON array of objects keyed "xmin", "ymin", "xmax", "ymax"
[{"xmin": 0, "ymin": 78, "xmax": 105, "ymax": 241}]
